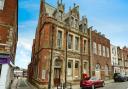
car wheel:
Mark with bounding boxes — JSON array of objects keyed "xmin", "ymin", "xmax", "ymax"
[
  {"xmin": 92, "ymin": 85, "xmax": 95, "ymax": 89},
  {"xmin": 102, "ymin": 82, "xmax": 105, "ymax": 87}
]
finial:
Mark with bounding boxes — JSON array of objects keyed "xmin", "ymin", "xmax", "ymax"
[{"xmin": 74, "ymin": 3, "xmax": 76, "ymax": 7}]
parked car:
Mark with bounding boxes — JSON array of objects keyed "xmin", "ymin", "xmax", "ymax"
[
  {"xmin": 113, "ymin": 73, "xmax": 127, "ymax": 82},
  {"xmin": 80, "ymin": 76, "xmax": 105, "ymax": 89},
  {"xmin": 125, "ymin": 74, "xmax": 128, "ymax": 80}
]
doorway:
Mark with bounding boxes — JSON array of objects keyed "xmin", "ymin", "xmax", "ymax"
[{"xmin": 54, "ymin": 59, "xmax": 62, "ymax": 86}]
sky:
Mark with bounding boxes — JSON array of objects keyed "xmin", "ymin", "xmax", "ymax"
[{"xmin": 17, "ymin": 0, "xmax": 128, "ymax": 69}]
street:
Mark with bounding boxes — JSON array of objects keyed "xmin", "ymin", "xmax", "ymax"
[
  {"xmin": 98, "ymin": 81, "xmax": 128, "ymax": 89},
  {"xmin": 12, "ymin": 78, "xmax": 128, "ymax": 89},
  {"xmin": 13, "ymin": 78, "xmax": 37, "ymax": 89}
]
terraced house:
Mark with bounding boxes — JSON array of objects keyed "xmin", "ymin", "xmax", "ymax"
[
  {"xmin": 88, "ymin": 30, "xmax": 112, "ymax": 80},
  {"xmin": 28, "ymin": 0, "xmax": 90, "ymax": 88},
  {"xmin": 0, "ymin": 0, "xmax": 17, "ymax": 89}
]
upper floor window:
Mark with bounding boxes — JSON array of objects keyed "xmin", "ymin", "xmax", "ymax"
[
  {"xmin": 106, "ymin": 47, "xmax": 109, "ymax": 57},
  {"xmin": 83, "ymin": 40, "xmax": 86, "ymax": 53},
  {"xmin": 57, "ymin": 30, "xmax": 62, "ymax": 49},
  {"xmin": 93, "ymin": 42, "xmax": 97, "ymax": 54},
  {"xmin": 68, "ymin": 34, "xmax": 73, "ymax": 49},
  {"xmin": 75, "ymin": 37, "xmax": 79, "ymax": 50},
  {"xmin": 103, "ymin": 46, "xmax": 106, "ymax": 56},
  {"xmin": 0, "ymin": 0, "xmax": 5, "ymax": 10},
  {"xmin": 98, "ymin": 44, "xmax": 101, "ymax": 56}
]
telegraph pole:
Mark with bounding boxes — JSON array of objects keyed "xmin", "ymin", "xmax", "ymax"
[
  {"xmin": 65, "ymin": 31, "xmax": 68, "ymax": 88},
  {"xmin": 48, "ymin": 24, "xmax": 54, "ymax": 89}
]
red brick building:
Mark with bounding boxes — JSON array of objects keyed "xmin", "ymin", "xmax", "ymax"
[
  {"xmin": 122, "ymin": 47, "xmax": 128, "ymax": 75},
  {"xmin": 0, "ymin": 0, "xmax": 17, "ymax": 89},
  {"xmin": 88, "ymin": 29, "xmax": 112, "ymax": 80},
  {"xmin": 28, "ymin": 0, "xmax": 90, "ymax": 88}
]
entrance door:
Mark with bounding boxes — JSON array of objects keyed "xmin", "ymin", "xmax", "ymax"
[
  {"xmin": 54, "ymin": 68, "xmax": 61, "ymax": 86},
  {"xmin": 95, "ymin": 64, "xmax": 101, "ymax": 79}
]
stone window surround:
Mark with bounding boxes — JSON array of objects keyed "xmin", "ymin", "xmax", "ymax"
[
  {"xmin": 0, "ymin": 0, "xmax": 5, "ymax": 10},
  {"xmin": 56, "ymin": 27, "xmax": 64, "ymax": 49},
  {"xmin": 83, "ymin": 60, "xmax": 89, "ymax": 74},
  {"xmin": 67, "ymin": 58, "xmax": 81, "ymax": 79},
  {"xmin": 67, "ymin": 32, "xmax": 80, "ymax": 52}
]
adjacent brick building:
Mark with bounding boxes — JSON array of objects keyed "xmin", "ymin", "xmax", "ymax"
[
  {"xmin": 117, "ymin": 46, "xmax": 125, "ymax": 74},
  {"xmin": 0, "ymin": 0, "xmax": 17, "ymax": 89},
  {"xmin": 28, "ymin": 0, "xmax": 90, "ymax": 88},
  {"xmin": 122, "ymin": 47, "xmax": 128, "ymax": 75},
  {"xmin": 88, "ymin": 29, "xmax": 112, "ymax": 80}
]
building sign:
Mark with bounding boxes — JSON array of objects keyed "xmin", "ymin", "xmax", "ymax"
[
  {"xmin": 0, "ymin": 54, "xmax": 10, "ymax": 64},
  {"xmin": 0, "ymin": 58, "xmax": 10, "ymax": 64}
]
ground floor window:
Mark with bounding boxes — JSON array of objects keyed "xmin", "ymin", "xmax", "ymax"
[
  {"xmin": 83, "ymin": 62, "xmax": 88, "ymax": 73},
  {"xmin": 67, "ymin": 61, "xmax": 73, "ymax": 76},
  {"xmin": 75, "ymin": 61, "xmax": 79, "ymax": 77}
]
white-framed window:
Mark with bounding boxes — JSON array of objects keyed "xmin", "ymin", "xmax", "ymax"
[
  {"xmin": 106, "ymin": 47, "xmax": 109, "ymax": 57},
  {"xmin": 57, "ymin": 30, "xmax": 62, "ymax": 49},
  {"xmin": 68, "ymin": 34, "xmax": 73, "ymax": 49},
  {"xmin": 103, "ymin": 46, "xmax": 106, "ymax": 56},
  {"xmin": 98, "ymin": 44, "xmax": 101, "ymax": 55},
  {"xmin": 75, "ymin": 36, "xmax": 79, "ymax": 50},
  {"xmin": 93, "ymin": 42, "xmax": 97, "ymax": 54},
  {"xmin": 0, "ymin": 0, "xmax": 5, "ymax": 10}
]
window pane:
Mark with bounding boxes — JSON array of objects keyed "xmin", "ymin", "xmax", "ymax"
[
  {"xmin": 68, "ymin": 34, "xmax": 73, "ymax": 49},
  {"xmin": 57, "ymin": 31, "xmax": 62, "ymax": 48},
  {"xmin": 0, "ymin": 0, "xmax": 5, "ymax": 10},
  {"xmin": 75, "ymin": 37, "xmax": 79, "ymax": 50}
]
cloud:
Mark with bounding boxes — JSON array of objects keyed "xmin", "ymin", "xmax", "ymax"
[
  {"xmin": 15, "ymin": 38, "xmax": 33, "ymax": 69},
  {"xmin": 16, "ymin": 20, "xmax": 37, "ymax": 69}
]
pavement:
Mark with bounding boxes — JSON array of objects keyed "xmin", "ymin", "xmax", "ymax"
[{"xmin": 11, "ymin": 78, "xmax": 19, "ymax": 89}]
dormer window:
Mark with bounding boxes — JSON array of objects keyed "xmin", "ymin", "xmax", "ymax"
[
  {"xmin": 79, "ymin": 24, "xmax": 82, "ymax": 32},
  {"xmin": 75, "ymin": 19, "xmax": 78, "ymax": 28},
  {"xmin": 0, "ymin": 0, "xmax": 5, "ymax": 10},
  {"xmin": 58, "ymin": 11, "xmax": 62, "ymax": 21},
  {"xmin": 71, "ymin": 16, "xmax": 74, "ymax": 27}
]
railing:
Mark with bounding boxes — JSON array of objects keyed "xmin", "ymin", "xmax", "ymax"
[{"xmin": 57, "ymin": 82, "xmax": 72, "ymax": 89}]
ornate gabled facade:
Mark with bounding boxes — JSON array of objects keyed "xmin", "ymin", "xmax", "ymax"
[{"xmin": 28, "ymin": 0, "xmax": 89, "ymax": 88}]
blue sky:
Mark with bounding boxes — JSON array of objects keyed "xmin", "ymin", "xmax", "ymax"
[{"xmin": 16, "ymin": 0, "xmax": 128, "ymax": 69}]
